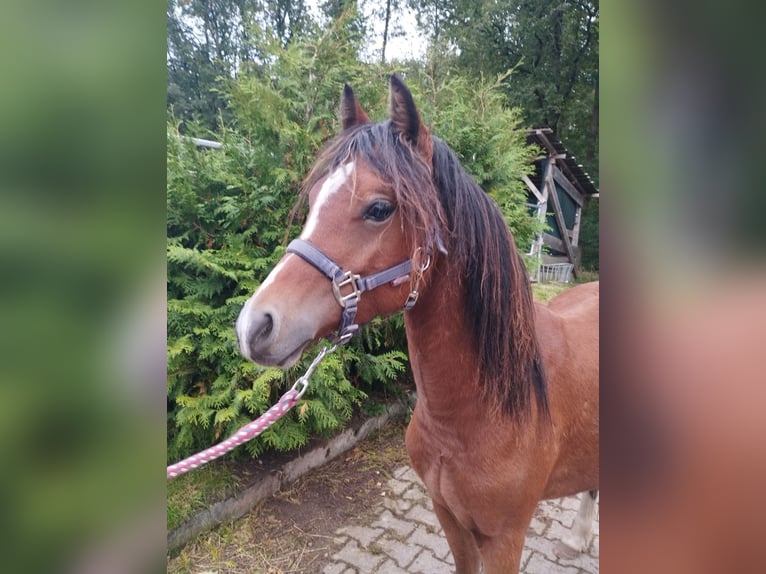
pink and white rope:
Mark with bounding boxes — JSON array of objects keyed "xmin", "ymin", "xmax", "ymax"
[
  {"xmin": 167, "ymin": 344, "xmax": 336, "ymax": 480},
  {"xmin": 167, "ymin": 389, "xmax": 300, "ymax": 479}
]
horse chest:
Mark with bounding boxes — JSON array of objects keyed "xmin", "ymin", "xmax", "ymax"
[
  {"xmin": 413, "ymin": 441, "xmax": 473, "ymax": 521},
  {"xmin": 406, "ymin": 412, "xmax": 460, "ymax": 491},
  {"xmin": 406, "ymin": 412, "xmax": 521, "ymax": 530}
]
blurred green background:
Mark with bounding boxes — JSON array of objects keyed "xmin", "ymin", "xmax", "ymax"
[
  {"xmin": 0, "ymin": 0, "xmax": 166, "ymax": 571},
  {"xmin": 2, "ymin": 0, "xmax": 765, "ymax": 571}
]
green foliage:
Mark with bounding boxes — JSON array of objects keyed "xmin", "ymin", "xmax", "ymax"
[
  {"xmin": 167, "ymin": 17, "xmax": 545, "ymax": 464},
  {"xmin": 409, "ymin": 0, "xmax": 599, "ymax": 182},
  {"xmin": 579, "ymin": 196, "xmax": 599, "ymax": 271}
]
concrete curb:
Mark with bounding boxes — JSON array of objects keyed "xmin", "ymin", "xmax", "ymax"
[{"xmin": 168, "ymin": 399, "xmax": 410, "ymax": 552}]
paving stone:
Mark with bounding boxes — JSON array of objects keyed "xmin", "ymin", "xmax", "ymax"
[
  {"xmin": 331, "ymin": 539, "xmax": 384, "ymax": 572},
  {"xmin": 382, "ymin": 495, "xmax": 412, "ymax": 514},
  {"xmin": 337, "ymin": 525, "xmax": 384, "ymax": 547},
  {"xmin": 376, "ymin": 558, "xmax": 411, "ymax": 574},
  {"xmin": 371, "ymin": 509, "xmax": 416, "ymax": 538},
  {"xmin": 523, "ymin": 526, "xmax": 561, "ymax": 557},
  {"xmin": 322, "ymin": 465, "xmax": 597, "ymax": 574},
  {"xmin": 537, "ymin": 498, "xmax": 578, "ymax": 528},
  {"xmin": 519, "ymin": 546, "xmax": 534, "ymax": 569},
  {"xmin": 374, "ymin": 534, "xmax": 421, "ymax": 568},
  {"xmin": 396, "ymin": 466, "xmax": 422, "ymax": 484},
  {"xmin": 559, "ymin": 550, "xmax": 600, "ymax": 573},
  {"xmin": 528, "ymin": 513, "xmax": 550, "ymax": 536},
  {"xmin": 321, "ymin": 562, "xmax": 348, "ymax": 574},
  {"xmin": 393, "ymin": 466, "xmax": 411, "ymax": 479},
  {"xmin": 386, "ymin": 478, "xmax": 411, "ymax": 496},
  {"xmin": 405, "ymin": 504, "xmax": 442, "ymax": 531},
  {"xmin": 407, "ymin": 524, "xmax": 451, "ymax": 560},
  {"xmin": 402, "ymin": 485, "xmax": 429, "ymax": 502},
  {"xmin": 525, "ymin": 551, "xmax": 582, "ymax": 574},
  {"xmin": 559, "ymin": 495, "xmax": 583, "ymax": 512},
  {"xmin": 408, "ymin": 549, "xmax": 452, "ymax": 574}
]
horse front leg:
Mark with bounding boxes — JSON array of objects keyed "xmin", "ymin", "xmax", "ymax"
[
  {"xmin": 432, "ymin": 500, "xmax": 481, "ymax": 574},
  {"xmin": 477, "ymin": 525, "xmax": 529, "ymax": 574}
]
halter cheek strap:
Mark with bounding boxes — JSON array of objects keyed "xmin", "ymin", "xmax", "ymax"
[{"xmin": 286, "ymin": 238, "xmax": 415, "ymax": 344}]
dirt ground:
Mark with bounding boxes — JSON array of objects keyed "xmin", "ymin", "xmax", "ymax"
[{"xmin": 168, "ymin": 418, "xmax": 411, "ymax": 574}]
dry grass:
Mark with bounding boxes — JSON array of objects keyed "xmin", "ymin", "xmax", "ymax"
[
  {"xmin": 168, "ymin": 419, "xmax": 410, "ymax": 574},
  {"xmin": 167, "ymin": 463, "xmax": 242, "ymax": 532}
]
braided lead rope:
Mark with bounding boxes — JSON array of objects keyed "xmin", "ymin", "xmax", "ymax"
[{"xmin": 167, "ymin": 344, "xmax": 337, "ymax": 480}]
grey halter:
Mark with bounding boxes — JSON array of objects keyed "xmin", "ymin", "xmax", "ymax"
[{"xmin": 286, "ymin": 238, "xmax": 417, "ymax": 344}]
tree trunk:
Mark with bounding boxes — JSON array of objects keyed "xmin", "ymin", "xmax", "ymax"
[
  {"xmin": 587, "ymin": 72, "xmax": 599, "ymax": 166},
  {"xmin": 381, "ymin": 0, "xmax": 392, "ymax": 64}
]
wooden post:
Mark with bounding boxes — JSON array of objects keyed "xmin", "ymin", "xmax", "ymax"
[
  {"xmin": 572, "ymin": 206, "xmax": 582, "ymax": 248},
  {"xmin": 533, "ymin": 166, "xmax": 551, "ymax": 274},
  {"xmin": 552, "ymin": 166, "xmax": 584, "ymax": 206},
  {"xmin": 546, "ymin": 159, "xmax": 578, "ymax": 278},
  {"xmin": 523, "ymin": 175, "xmax": 544, "ymax": 203}
]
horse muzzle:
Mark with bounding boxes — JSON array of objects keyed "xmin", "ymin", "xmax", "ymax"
[{"xmin": 235, "ymin": 297, "xmax": 315, "ymax": 367}]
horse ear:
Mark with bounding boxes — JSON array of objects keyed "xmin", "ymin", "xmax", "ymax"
[
  {"xmin": 340, "ymin": 84, "xmax": 370, "ymax": 130},
  {"xmin": 389, "ymin": 74, "xmax": 432, "ymax": 161}
]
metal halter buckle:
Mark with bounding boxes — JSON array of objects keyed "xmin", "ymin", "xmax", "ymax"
[
  {"xmin": 403, "ymin": 290, "xmax": 419, "ymax": 310},
  {"xmin": 332, "ymin": 271, "xmax": 362, "ymax": 308}
]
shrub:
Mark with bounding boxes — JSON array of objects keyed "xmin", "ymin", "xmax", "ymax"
[{"xmin": 167, "ymin": 22, "xmax": 541, "ymax": 463}]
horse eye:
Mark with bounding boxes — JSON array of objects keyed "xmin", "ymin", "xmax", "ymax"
[{"xmin": 363, "ymin": 200, "xmax": 395, "ymax": 222}]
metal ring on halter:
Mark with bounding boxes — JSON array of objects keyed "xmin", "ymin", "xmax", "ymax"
[
  {"xmin": 412, "ymin": 246, "xmax": 431, "ymax": 273},
  {"xmin": 402, "ymin": 247, "xmax": 430, "ymax": 310}
]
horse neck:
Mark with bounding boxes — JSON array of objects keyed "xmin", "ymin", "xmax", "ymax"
[{"xmin": 403, "ymin": 262, "xmax": 483, "ymax": 420}]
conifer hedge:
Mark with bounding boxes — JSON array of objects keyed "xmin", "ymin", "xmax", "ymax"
[{"xmin": 167, "ymin": 21, "xmax": 540, "ymax": 463}]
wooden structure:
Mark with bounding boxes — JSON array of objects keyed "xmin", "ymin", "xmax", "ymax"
[{"xmin": 524, "ymin": 128, "xmax": 598, "ymax": 281}]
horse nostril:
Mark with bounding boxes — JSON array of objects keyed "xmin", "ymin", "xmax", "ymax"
[
  {"xmin": 249, "ymin": 311, "xmax": 276, "ymax": 349},
  {"xmin": 257, "ymin": 313, "xmax": 273, "ymax": 341}
]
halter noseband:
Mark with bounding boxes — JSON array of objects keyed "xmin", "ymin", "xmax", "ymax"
[{"xmin": 286, "ymin": 238, "xmax": 417, "ymax": 344}]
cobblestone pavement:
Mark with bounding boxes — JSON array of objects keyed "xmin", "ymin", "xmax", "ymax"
[{"xmin": 322, "ymin": 466, "xmax": 599, "ymax": 574}]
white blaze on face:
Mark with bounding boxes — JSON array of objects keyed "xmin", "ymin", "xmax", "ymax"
[
  {"xmin": 300, "ymin": 162, "xmax": 354, "ymax": 240},
  {"xmin": 257, "ymin": 256, "xmax": 290, "ymax": 292},
  {"xmin": 236, "ymin": 256, "xmax": 292, "ymax": 357},
  {"xmin": 236, "ymin": 162, "xmax": 353, "ymax": 358}
]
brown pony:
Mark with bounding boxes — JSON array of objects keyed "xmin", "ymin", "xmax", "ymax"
[{"xmin": 236, "ymin": 75, "xmax": 599, "ymax": 573}]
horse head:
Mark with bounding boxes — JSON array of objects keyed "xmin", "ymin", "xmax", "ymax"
[{"xmin": 236, "ymin": 75, "xmax": 439, "ymax": 367}]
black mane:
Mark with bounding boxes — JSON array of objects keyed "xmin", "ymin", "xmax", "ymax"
[{"xmin": 303, "ymin": 121, "xmax": 548, "ymax": 419}]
